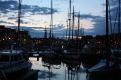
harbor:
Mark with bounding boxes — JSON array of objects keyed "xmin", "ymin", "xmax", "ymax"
[{"xmin": 0, "ymin": 0, "xmax": 121, "ymax": 80}]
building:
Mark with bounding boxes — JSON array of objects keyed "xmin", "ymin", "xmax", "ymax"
[{"xmin": 0, "ymin": 25, "xmax": 31, "ymax": 51}]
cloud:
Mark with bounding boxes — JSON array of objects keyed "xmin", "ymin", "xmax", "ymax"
[
  {"xmin": 109, "ymin": 0, "xmax": 119, "ymax": 6},
  {"xmin": 0, "ymin": 0, "xmax": 18, "ymax": 13},
  {"xmin": 74, "ymin": 13, "xmax": 105, "ymax": 35},
  {"xmin": 91, "ymin": 17, "xmax": 106, "ymax": 35},
  {"xmin": 0, "ymin": 20, "xmax": 14, "ymax": 25},
  {"xmin": 0, "ymin": 0, "xmax": 59, "ymax": 32},
  {"xmin": 0, "ymin": 0, "xmax": 58, "ymax": 15},
  {"xmin": 78, "ymin": 14, "xmax": 101, "ymax": 19},
  {"xmin": 81, "ymin": 0, "xmax": 121, "ymax": 35}
]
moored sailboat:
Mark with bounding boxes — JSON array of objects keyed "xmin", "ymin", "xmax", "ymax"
[
  {"xmin": 0, "ymin": 0, "xmax": 32, "ymax": 79},
  {"xmin": 87, "ymin": 0, "xmax": 121, "ymax": 80}
]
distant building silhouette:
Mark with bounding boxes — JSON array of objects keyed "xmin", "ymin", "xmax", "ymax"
[{"xmin": 0, "ymin": 25, "xmax": 31, "ymax": 50}]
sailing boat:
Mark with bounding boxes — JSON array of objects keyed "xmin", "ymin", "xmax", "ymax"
[
  {"xmin": 62, "ymin": 5, "xmax": 81, "ymax": 60},
  {"xmin": 62, "ymin": 0, "xmax": 92, "ymax": 62},
  {"xmin": 87, "ymin": 0, "xmax": 121, "ymax": 80},
  {"xmin": 41, "ymin": 0, "xmax": 57, "ymax": 59},
  {"xmin": 111, "ymin": 0, "xmax": 121, "ymax": 62},
  {"xmin": 0, "ymin": 0, "xmax": 32, "ymax": 79}
]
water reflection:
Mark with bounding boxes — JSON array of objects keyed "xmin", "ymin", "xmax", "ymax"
[{"xmin": 29, "ymin": 57, "xmax": 121, "ymax": 80}]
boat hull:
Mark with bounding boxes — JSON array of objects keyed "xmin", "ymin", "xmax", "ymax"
[
  {"xmin": 0, "ymin": 62, "xmax": 32, "ymax": 80},
  {"xmin": 81, "ymin": 54, "xmax": 104, "ymax": 68},
  {"xmin": 87, "ymin": 67, "xmax": 121, "ymax": 80}
]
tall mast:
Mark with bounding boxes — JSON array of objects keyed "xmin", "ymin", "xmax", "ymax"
[
  {"xmin": 72, "ymin": 6, "xmax": 75, "ymax": 40},
  {"xmin": 50, "ymin": 0, "xmax": 53, "ymax": 38},
  {"xmin": 68, "ymin": 0, "xmax": 72, "ymax": 40},
  {"xmin": 18, "ymin": 0, "xmax": 22, "ymax": 32},
  {"xmin": 118, "ymin": 0, "xmax": 120, "ymax": 33},
  {"xmin": 106, "ymin": 0, "xmax": 110, "ymax": 68},
  {"xmin": 17, "ymin": 0, "xmax": 22, "ymax": 47}
]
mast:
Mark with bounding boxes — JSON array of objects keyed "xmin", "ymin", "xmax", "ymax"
[
  {"xmin": 106, "ymin": 0, "xmax": 110, "ymax": 68},
  {"xmin": 50, "ymin": 0, "xmax": 53, "ymax": 38},
  {"xmin": 68, "ymin": 0, "xmax": 72, "ymax": 40},
  {"xmin": 17, "ymin": 0, "xmax": 22, "ymax": 48},
  {"xmin": 18, "ymin": 0, "xmax": 21, "ymax": 32},
  {"xmin": 72, "ymin": 6, "xmax": 75, "ymax": 40}
]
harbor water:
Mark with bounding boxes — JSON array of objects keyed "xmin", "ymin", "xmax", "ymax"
[
  {"xmin": 30, "ymin": 57, "xmax": 87, "ymax": 80},
  {"xmin": 29, "ymin": 57, "xmax": 121, "ymax": 80}
]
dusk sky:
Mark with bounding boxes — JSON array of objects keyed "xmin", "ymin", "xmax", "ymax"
[{"xmin": 0, "ymin": 0, "xmax": 119, "ymax": 37}]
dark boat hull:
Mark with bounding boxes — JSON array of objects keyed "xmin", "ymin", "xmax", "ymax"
[
  {"xmin": 5, "ymin": 67, "xmax": 31, "ymax": 80},
  {"xmin": 0, "ymin": 62, "xmax": 32, "ymax": 80},
  {"xmin": 87, "ymin": 67, "xmax": 121, "ymax": 80},
  {"xmin": 81, "ymin": 54, "xmax": 104, "ymax": 68}
]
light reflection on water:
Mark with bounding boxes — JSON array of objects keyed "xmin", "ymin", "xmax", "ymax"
[{"xmin": 29, "ymin": 58, "xmax": 87, "ymax": 80}]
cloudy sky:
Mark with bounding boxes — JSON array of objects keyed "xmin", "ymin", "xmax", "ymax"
[{"xmin": 0, "ymin": 0, "xmax": 120, "ymax": 37}]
